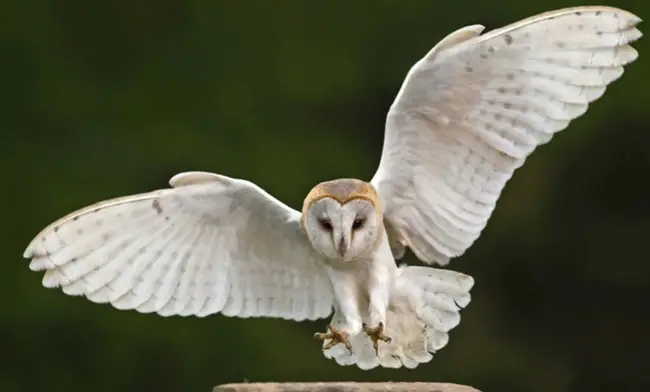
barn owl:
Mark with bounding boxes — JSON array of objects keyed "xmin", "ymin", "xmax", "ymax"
[{"xmin": 23, "ymin": 6, "xmax": 641, "ymax": 370}]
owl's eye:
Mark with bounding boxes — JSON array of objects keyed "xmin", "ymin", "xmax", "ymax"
[
  {"xmin": 352, "ymin": 218, "xmax": 366, "ymax": 230},
  {"xmin": 318, "ymin": 218, "xmax": 333, "ymax": 231}
]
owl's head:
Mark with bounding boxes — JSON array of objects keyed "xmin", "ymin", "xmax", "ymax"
[{"xmin": 300, "ymin": 179, "xmax": 383, "ymax": 262}]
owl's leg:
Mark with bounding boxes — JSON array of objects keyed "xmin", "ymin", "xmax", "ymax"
[
  {"xmin": 364, "ymin": 261, "xmax": 393, "ymax": 354},
  {"xmin": 362, "ymin": 322, "xmax": 392, "ymax": 355},
  {"xmin": 314, "ymin": 325, "xmax": 352, "ymax": 352},
  {"xmin": 316, "ymin": 268, "xmax": 363, "ymax": 354}
]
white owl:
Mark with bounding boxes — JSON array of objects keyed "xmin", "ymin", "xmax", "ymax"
[{"xmin": 23, "ymin": 6, "xmax": 641, "ymax": 370}]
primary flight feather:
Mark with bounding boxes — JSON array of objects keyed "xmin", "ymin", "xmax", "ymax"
[{"xmin": 24, "ymin": 6, "xmax": 641, "ymax": 370}]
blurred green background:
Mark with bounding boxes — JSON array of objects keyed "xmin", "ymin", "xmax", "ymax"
[{"xmin": 2, "ymin": 1, "xmax": 649, "ymax": 392}]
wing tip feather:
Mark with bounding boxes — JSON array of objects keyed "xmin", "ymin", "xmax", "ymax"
[{"xmin": 23, "ymin": 237, "xmax": 43, "ymax": 259}]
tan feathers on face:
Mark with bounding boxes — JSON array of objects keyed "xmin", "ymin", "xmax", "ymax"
[{"xmin": 301, "ymin": 179, "xmax": 382, "ymax": 228}]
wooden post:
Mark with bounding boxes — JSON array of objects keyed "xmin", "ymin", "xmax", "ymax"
[{"xmin": 214, "ymin": 382, "xmax": 481, "ymax": 392}]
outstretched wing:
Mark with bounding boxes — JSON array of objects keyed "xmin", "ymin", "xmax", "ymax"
[
  {"xmin": 371, "ymin": 6, "xmax": 642, "ymax": 265},
  {"xmin": 24, "ymin": 171, "xmax": 335, "ymax": 320}
]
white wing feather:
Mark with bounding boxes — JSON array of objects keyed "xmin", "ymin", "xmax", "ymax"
[
  {"xmin": 23, "ymin": 171, "xmax": 335, "ymax": 320},
  {"xmin": 372, "ymin": 6, "xmax": 642, "ymax": 264}
]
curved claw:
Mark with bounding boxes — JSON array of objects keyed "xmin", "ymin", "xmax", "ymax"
[
  {"xmin": 314, "ymin": 325, "xmax": 352, "ymax": 354},
  {"xmin": 363, "ymin": 322, "xmax": 392, "ymax": 355}
]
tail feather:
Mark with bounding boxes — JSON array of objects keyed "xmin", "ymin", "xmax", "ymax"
[{"xmin": 323, "ymin": 265, "xmax": 474, "ymax": 370}]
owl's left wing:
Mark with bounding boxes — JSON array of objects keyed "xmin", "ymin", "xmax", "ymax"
[
  {"xmin": 24, "ymin": 171, "xmax": 334, "ymax": 320},
  {"xmin": 371, "ymin": 6, "xmax": 642, "ymax": 265}
]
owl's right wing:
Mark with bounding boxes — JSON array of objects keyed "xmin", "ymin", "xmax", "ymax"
[
  {"xmin": 23, "ymin": 171, "xmax": 335, "ymax": 321},
  {"xmin": 371, "ymin": 6, "xmax": 642, "ymax": 265}
]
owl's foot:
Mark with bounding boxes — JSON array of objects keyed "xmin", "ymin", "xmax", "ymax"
[
  {"xmin": 314, "ymin": 325, "xmax": 352, "ymax": 353},
  {"xmin": 363, "ymin": 322, "xmax": 392, "ymax": 354}
]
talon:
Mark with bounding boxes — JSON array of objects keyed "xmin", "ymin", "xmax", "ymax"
[
  {"xmin": 314, "ymin": 325, "xmax": 352, "ymax": 353},
  {"xmin": 363, "ymin": 322, "xmax": 392, "ymax": 355}
]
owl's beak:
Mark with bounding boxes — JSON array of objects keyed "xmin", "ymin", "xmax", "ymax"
[{"xmin": 337, "ymin": 237, "xmax": 347, "ymax": 257}]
